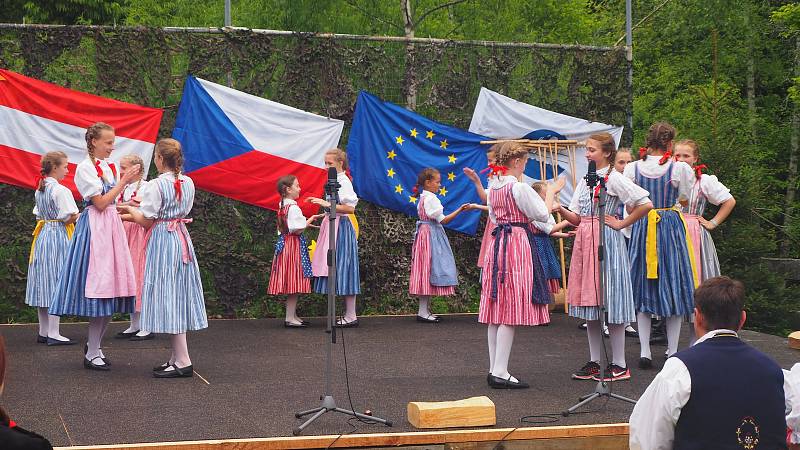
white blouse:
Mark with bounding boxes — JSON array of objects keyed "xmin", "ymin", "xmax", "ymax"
[
  {"xmin": 122, "ymin": 179, "xmax": 149, "ymax": 202},
  {"xmin": 280, "ymin": 199, "xmax": 308, "ymax": 233},
  {"xmin": 32, "ymin": 178, "xmax": 79, "ymax": 220},
  {"xmin": 337, "ymin": 171, "xmax": 358, "ymax": 207},
  {"xmin": 623, "ymin": 156, "xmax": 694, "ymax": 202},
  {"xmin": 73, "ymin": 157, "xmax": 117, "ymax": 200},
  {"xmin": 569, "ymin": 166, "xmax": 651, "ymax": 212},
  {"xmin": 696, "ymin": 174, "xmax": 733, "ymax": 206},
  {"xmin": 531, "ymin": 214, "xmax": 556, "ymax": 234},
  {"xmin": 419, "ymin": 190, "xmax": 445, "ymax": 223},
  {"xmin": 138, "ymin": 172, "xmax": 194, "ymax": 219},
  {"xmin": 487, "ymin": 175, "xmax": 550, "ymax": 224}
]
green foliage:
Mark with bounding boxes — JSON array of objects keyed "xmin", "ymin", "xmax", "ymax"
[{"xmin": 22, "ymin": 0, "xmax": 128, "ymax": 25}]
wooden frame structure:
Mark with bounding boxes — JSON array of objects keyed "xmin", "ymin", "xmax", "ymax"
[{"xmin": 481, "ymin": 139, "xmax": 581, "ymax": 313}]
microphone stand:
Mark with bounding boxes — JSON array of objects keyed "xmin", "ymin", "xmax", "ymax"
[
  {"xmin": 563, "ymin": 168, "xmax": 636, "ymax": 416},
  {"xmin": 293, "ymin": 171, "xmax": 392, "ymax": 435}
]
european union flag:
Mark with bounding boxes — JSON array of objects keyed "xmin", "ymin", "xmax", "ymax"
[{"xmin": 348, "ymin": 91, "xmax": 490, "ymax": 235}]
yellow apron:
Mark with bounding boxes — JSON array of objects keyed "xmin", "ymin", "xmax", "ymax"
[
  {"xmin": 308, "ymin": 213, "xmax": 358, "ymax": 261},
  {"xmin": 29, "ymin": 220, "xmax": 75, "ymax": 264},
  {"xmin": 645, "ymin": 206, "xmax": 699, "ymax": 287}
]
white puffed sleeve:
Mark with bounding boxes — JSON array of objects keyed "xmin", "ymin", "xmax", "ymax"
[
  {"xmin": 568, "ymin": 181, "xmax": 587, "ymax": 212},
  {"xmin": 512, "ymin": 182, "xmax": 549, "ymax": 222},
  {"xmin": 785, "ymin": 363, "xmax": 800, "ymax": 444},
  {"xmin": 286, "ymin": 202, "xmax": 307, "ymax": 233},
  {"xmin": 623, "ymin": 160, "xmax": 638, "ymax": 182},
  {"xmin": 421, "ymin": 191, "xmax": 445, "ymax": 222},
  {"xmin": 138, "ymin": 180, "xmax": 162, "ymax": 219},
  {"xmin": 337, "ymin": 172, "xmax": 359, "ymax": 207},
  {"xmin": 607, "ymin": 171, "xmax": 651, "ymax": 208},
  {"xmin": 699, "ymin": 174, "xmax": 733, "ymax": 206},
  {"xmin": 53, "ymin": 183, "xmax": 79, "ymax": 220},
  {"xmin": 532, "ymin": 214, "xmax": 555, "ymax": 234},
  {"xmin": 671, "ymin": 161, "xmax": 695, "ymax": 202},
  {"xmin": 74, "ymin": 159, "xmax": 103, "ymax": 199}
]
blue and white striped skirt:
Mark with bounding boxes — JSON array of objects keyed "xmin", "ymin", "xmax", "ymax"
[
  {"xmin": 314, "ymin": 217, "xmax": 361, "ymax": 296},
  {"xmin": 26, "ymin": 222, "xmax": 70, "ymax": 308},
  {"xmin": 48, "ymin": 212, "xmax": 135, "ymax": 317},
  {"xmin": 628, "ymin": 210, "xmax": 695, "ymax": 317},
  {"xmin": 140, "ymin": 222, "xmax": 208, "ymax": 334}
]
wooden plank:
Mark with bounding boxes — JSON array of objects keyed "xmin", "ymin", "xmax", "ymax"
[
  {"xmin": 57, "ymin": 423, "xmax": 630, "ymax": 450},
  {"xmin": 408, "ymin": 396, "xmax": 496, "ymax": 429}
]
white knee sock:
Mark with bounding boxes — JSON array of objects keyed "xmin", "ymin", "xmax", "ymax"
[
  {"xmin": 666, "ymin": 315, "xmax": 682, "ymax": 356},
  {"xmin": 491, "ymin": 325, "xmax": 517, "ymax": 382},
  {"xmin": 285, "ymin": 295, "xmax": 299, "ymax": 323},
  {"xmin": 172, "ymin": 333, "xmax": 191, "ymax": 368},
  {"xmin": 487, "ymin": 324, "xmax": 498, "ymax": 374},
  {"xmin": 637, "ymin": 312, "xmax": 652, "ymax": 359},
  {"xmin": 418, "ymin": 296, "xmax": 431, "ymax": 317},
  {"xmin": 608, "ymin": 323, "xmax": 627, "ymax": 368},
  {"xmin": 124, "ymin": 312, "xmax": 141, "ymax": 334},
  {"xmin": 37, "ymin": 308, "xmax": 50, "ymax": 337},
  {"xmin": 586, "ymin": 320, "xmax": 603, "ymax": 363},
  {"xmin": 344, "ymin": 295, "xmax": 357, "ymax": 322},
  {"xmin": 86, "ymin": 316, "xmax": 109, "ymax": 364},
  {"xmin": 47, "ymin": 314, "xmax": 69, "ymax": 341}
]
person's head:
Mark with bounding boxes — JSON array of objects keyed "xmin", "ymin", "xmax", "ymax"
[
  {"xmin": 673, "ymin": 139, "xmax": 700, "ymax": 165},
  {"xmin": 120, "ymin": 154, "xmax": 145, "ymax": 182},
  {"xmin": 85, "ymin": 122, "xmax": 115, "ymax": 160},
  {"xmin": 531, "ymin": 181, "xmax": 547, "ymax": 199},
  {"xmin": 586, "ymin": 133, "xmax": 616, "ymax": 168},
  {"xmin": 693, "ymin": 276, "xmax": 747, "ymax": 337},
  {"xmin": 39, "ymin": 151, "xmax": 69, "ymax": 190},
  {"xmin": 324, "ymin": 148, "xmax": 348, "ymax": 173},
  {"xmin": 645, "ymin": 122, "xmax": 676, "ymax": 154},
  {"xmin": 494, "ymin": 142, "xmax": 529, "ymax": 177},
  {"xmin": 276, "ymin": 175, "xmax": 300, "ymax": 201},
  {"xmin": 154, "ymin": 138, "xmax": 183, "ymax": 175},
  {"xmin": 416, "ymin": 168, "xmax": 441, "ymax": 196},
  {"xmin": 614, "ymin": 148, "xmax": 632, "ymax": 173}
]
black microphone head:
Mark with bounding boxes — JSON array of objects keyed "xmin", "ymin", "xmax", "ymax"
[
  {"xmin": 588, "ymin": 160, "xmax": 597, "ymax": 173},
  {"xmin": 328, "ymin": 167, "xmax": 338, "ymax": 180}
]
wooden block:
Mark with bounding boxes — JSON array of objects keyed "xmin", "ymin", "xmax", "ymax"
[
  {"xmin": 549, "ymin": 289, "xmax": 566, "ymax": 312},
  {"xmin": 788, "ymin": 331, "xmax": 800, "ymax": 349},
  {"xmin": 408, "ymin": 396, "xmax": 496, "ymax": 429}
]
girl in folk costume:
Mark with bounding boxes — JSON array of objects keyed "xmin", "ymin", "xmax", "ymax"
[
  {"xmin": 408, "ymin": 168, "xmax": 468, "ymax": 323},
  {"xmin": 120, "ymin": 138, "xmax": 207, "ymax": 378},
  {"xmin": 268, "ymin": 175, "xmax": 321, "ymax": 328},
  {"xmin": 463, "ymin": 145, "xmax": 498, "ymax": 269},
  {"xmin": 26, "ymin": 151, "xmax": 79, "ymax": 345},
  {"xmin": 480, "ymin": 142, "xmax": 564, "ymax": 389},
  {"xmin": 530, "ymin": 182, "xmax": 573, "ymax": 294},
  {"xmin": 307, "ymin": 148, "xmax": 361, "ymax": 328},
  {"xmin": 624, "ymin": 122, "xmax": 698, "ymax": 368},
  {"xmin": 49, "ymin": 122, "xmax": 141, "ymax": 371},
  {"xmin": 558, "ymin": 134, "xmax": 652, "ymax": 382},
  {"xmin": 115, "ymin": 154, "xmax": 152, "ymax": 341},
  {"xmin": 673, "ymin": 140, "xmax": 736, "ymax": 345}
]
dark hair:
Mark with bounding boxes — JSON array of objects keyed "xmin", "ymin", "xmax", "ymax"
[
  {"xmin": 694, "ymin": 276, "xmax": 746, "ymax": 331},
  {"xmin": 588, "ymin": 132, "xmax": 616, "ymax": 165},
  {"xmin": 414, "ymin": 167, "xmax": 439, "ymax": 197},
  {"xmin": 276, "ymin": 175, "xmax": 298, "ymax": 233},
  {"xmin": 38, "ymin": 151, "xmax": 68, "ymax": 191},
  {"xmin": 645, "ymin": 122, "xmax": 676, "ymax": 152}
]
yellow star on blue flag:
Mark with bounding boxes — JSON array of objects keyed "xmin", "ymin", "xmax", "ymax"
[{"xmin": 348, "ymin": 91, "xmax": 491, "ymax": 235}]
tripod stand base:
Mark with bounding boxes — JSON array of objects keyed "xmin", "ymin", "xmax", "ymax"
[
  {"xmin": 293, "ymin": 395, "xmax": 392, "ymax": 435},
  {"xmin": 562, "ymin": 380, "xmax": 636, "ymax": 417}
]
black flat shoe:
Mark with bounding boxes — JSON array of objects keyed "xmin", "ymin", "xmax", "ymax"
[
  {"xmin": 153, "ymin": 364, "xmax": 193, "ymax": 378},
  {"xmin": 284, "ymin": 321, "xmax": 308, "ymax": 328},
  {"xmin": 335, "ymin": 319, "xmax": 359, "ymax": 328},
  {"xmin": 416, "ymin": 314, "xmax": 442, "ymax": 323},
  {"xmin": 115, "ymin": 330, "xmax": 138, "ymax": 339},
  {"xmin": 47, "ymin": 337, "xmax": 76, "ymax": 346},
  {"xmin": 129, "ymin": 333, "xmax": 154, "ymax": 341},
  {"xmin": 84, "ymin": 344, "xmax": 111, "ymax": 366},
  {"xmin": 37, "ymin": 335, "xmax": 47, "ymax": 344},
  {"xmin": 489, "ymin": 375, "xmax": 529, "ymax": 389},
  {"xmin": 638, "ymin": 357, "xmax": 653, "ymax": 370},
  {"xmin": 153, "ymin": 362, "xmax": 170, "ymax": 372},
  {"xmin": 84, "ymin": 356, "xmax": 110, "ymax": 371},
  {"xmin": 300, "ymin": 319, "xmax": 311, "ymax": 325}
]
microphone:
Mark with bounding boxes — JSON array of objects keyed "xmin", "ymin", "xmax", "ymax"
[
  {"xmin": 327, "ymin": 166, "xmax": 337, "ymax": 181},
  {"xmin": 585, "ymin": 160, "xmax": 599, "ymax": 188}
]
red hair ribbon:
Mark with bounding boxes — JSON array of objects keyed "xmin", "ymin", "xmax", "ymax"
[
  {"xmin": 412, "ymin": 185, "xmax": 418, "ymax": 194},
  {"xmin": 174, "ymin": 177, "xmax": 184, "ymax": 201},
  {"xmin": 34, "ymin": 174, "xmax": 46, "ymax": 188},
  {"xmin": 658, "ymin": 151, "xmax": 672, "ymax": 165},
  {"xmin": 638, "ymin": 147, "xmax": 649, "ymax": 159},
  {"xmin": 694, "ymin": 164, "xmax": 707, "ymax": 180},
  {"xmin": 480, "ymin": 163, "xmax": 508, "ymax": 177}
]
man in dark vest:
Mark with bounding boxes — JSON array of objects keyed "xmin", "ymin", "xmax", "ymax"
[{"xmin": 629, "ymin": 276, "xmax": 787, "ymax": 450}]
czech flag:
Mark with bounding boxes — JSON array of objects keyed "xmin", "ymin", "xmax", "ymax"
[
  {"xmin": 0, "ymin": 69, "xmax": 163, "ymax": 197},
  {"xmin": 172, "ymin": 76, "xmax": 344, "ymax": 216}
]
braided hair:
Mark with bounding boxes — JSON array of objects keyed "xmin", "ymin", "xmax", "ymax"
[{"xmin": 38, "ymin": 151, "xmax": 68, "ymax": 191}]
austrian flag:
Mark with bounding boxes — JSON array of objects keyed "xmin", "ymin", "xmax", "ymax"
[{"xmin": 0, "ymin": 69, "xmax": 163, "ymax": 197}]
